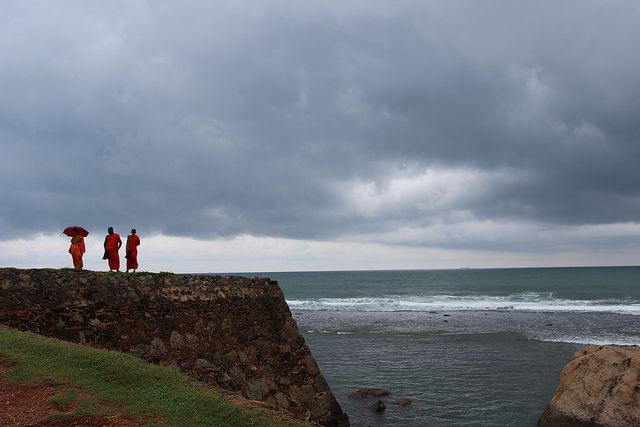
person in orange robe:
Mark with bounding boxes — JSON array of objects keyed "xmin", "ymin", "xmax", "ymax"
[
  {"xmin": 104, "ymin": 227, "xmax": 122, "ymax": 272},
  {"xmin": 126, "ymin": 229, "xmax": 141, "ymax": 273},
  {"xmin": 69, "ymin": 228, "xmax": 86, "ymax": 269}
]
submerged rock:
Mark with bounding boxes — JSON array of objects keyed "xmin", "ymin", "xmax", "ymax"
[
  {"xmin": 348, "ymin": 388, "xmax": 390, "ymax": 398},
  {"xmin": 393, "ymin": 397, "xmax": 412, "ymax": 406},
  {"xmin": 370, "ymin": 400, "xmax": 386, "ymax": 413},
  {"xmin": 539, "ymin": 345, "xmax": 640, "ymax": 427}
]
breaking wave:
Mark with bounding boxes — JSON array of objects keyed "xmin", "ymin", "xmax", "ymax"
[{"xmin": 286, "ymin": 293, "xmax": 640, "ymax": 315}]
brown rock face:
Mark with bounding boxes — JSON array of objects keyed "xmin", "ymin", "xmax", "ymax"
[{"xmin": 539, "ymin": 345, "xmax": 640, "ymax": 427}]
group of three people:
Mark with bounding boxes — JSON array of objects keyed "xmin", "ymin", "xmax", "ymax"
[{"xmin": 69, "ymin": 227, "xmax": 140, "ymax": 272}]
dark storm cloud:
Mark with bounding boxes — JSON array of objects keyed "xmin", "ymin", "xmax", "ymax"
[{"xmin": 2, "ymin": 1, "xmax": 640, "ymax": 246}]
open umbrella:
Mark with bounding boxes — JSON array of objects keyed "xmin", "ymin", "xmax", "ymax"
[{"xmin": 63, "ymin": 226, "xmax": 89, "ymax": 237}]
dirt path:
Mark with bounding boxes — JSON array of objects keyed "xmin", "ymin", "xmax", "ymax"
[{"xmin": 0, "ymin": 359, "xmax": 142, "ymax": 426}]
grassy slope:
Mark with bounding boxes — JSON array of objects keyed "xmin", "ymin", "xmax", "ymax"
[{"xmin": 0, "ymin": 327, "xmax": 310, "ymax": 427}]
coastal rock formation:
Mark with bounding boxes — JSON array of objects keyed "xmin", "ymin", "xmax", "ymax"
[
  {"xmin": 393, "ymin": 397, "xmax": 412, "ymax": 406},
  {"xmin": 348, "ymin": 388, "xmax": 390, "ymax": 398},
  {"xmin": 0, "ymin": 268, "xmax": 349, "ymax": 426},
  {"xmin": 539, "ymin": 345, "xmax": 640, "ymax": 427},
  {"xmin": 370, "ymin": 400, "xmax": 386, "ymax": 413}
]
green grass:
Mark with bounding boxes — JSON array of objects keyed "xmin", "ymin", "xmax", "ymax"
[
  {"xmin": 49, "ymin": 387, "xmax": 79, "ymax": 404},
  {"xmin": 0, "ymin": 327, "xmax": 309, "ymax": 426},
  {"xmin": 46, "ymin": 386, "xmax": 118, "ymax": 421},
  {"xmin": 58, "ymin": 267, "xmax": 97, "ymax": 273}
]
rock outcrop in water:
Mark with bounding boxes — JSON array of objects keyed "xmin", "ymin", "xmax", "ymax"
[
  {"xmin": 539, "ymin": 345, "xmax": 640, "ymax": 426},
  {"xmin": 348, "ymin": 388, "xmax": 390, "ymax": 398},
  {"xmin": 393, "ymin": 397, "xmax": 412, "ymax": 406}
]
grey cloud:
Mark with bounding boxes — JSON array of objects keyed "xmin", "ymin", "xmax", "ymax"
[{"xmin": 2, "ymin": 1, "xmax": 640, "ymax": 249}]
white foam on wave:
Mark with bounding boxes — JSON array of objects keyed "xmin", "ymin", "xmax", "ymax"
[
  {"xmin": 286, "ymin": 293, "xmax": 640, "ymax": 315},
  {"xmin": 535, "ymin": 334, "xmax": 640, "ymax": 346}
]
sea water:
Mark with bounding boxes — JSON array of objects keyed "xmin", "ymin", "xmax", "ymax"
[{"xmin": 258, "ymin": 267, "xmax": 640, "ymax": 426}]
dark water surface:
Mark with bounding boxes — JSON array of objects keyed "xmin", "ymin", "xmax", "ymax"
[{"xmin": 256, "ymin": 267, "xmax": 640, "ymax": 426}]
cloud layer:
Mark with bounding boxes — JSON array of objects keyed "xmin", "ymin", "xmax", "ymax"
[{"xmin": 2, "ymin": 1, "xmax": 640, "ymax": 269}]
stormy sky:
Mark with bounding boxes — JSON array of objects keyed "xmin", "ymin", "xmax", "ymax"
[{"xmin": 2, "ymin": 1, "xmax": 640, "ymax": 272}]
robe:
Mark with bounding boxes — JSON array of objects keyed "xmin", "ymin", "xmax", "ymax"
[
  {"xmin": 106, "ymin": 233, "xmax": 122, "ymax": 271},
  {"xmin": 126, "ymin": 234, "xmax": 141, "ymax": 271},
  {"xmin": 69, "ymin": 236, "xmax": 85, "ymax": 269}
]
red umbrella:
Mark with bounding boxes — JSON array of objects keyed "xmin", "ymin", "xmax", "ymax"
[{"xmin": 63, "ymin": 226, "xmax": 89, "ymax": 237}]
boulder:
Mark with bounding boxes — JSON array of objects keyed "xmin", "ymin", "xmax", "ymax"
[
  {"xmin": 393, "ymin": 397, "xmax": 412, "ymax": 406},
  {"xmin": 195, "ymin": 358, "xmax": 214, "ymax": 368},
  {"xmin": 169, "ymin": 330, "xmax": 183, "ymax": 349},
  {"xmin": 149, "ymin": 337, "xmax": 168, "ymax": 354},
  {"xmin": 370, "ymin": 400, "xmax": 385, "ymax": 413},
  {"xmin": 539, "ymin": 345, "xmax": 640, "ymax": 426},
  {"xmin": 348, "ymin": 388, "xmax": 390, "ymax": 398}
]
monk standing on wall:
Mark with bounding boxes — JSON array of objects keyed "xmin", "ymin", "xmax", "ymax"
[
  {"xmin": 126, "ymin": 229, "xmax": 141, "ymax": 273},
  {"xmin": 69, "ymin": 228, "xmax": 86, "ymax": 269},
  {"xmin": 104, "ymin": 227, "xmax": 122, "ymax": 272}
]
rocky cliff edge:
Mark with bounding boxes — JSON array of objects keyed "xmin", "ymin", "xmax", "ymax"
[{"xmin": 539, "ymin": 345, "xmax": 640, "ymax": 427}]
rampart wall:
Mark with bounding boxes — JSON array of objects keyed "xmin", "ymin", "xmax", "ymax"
[{"xmin": 0, "ymin": 268, "xmax": 349, "ymax": 426}]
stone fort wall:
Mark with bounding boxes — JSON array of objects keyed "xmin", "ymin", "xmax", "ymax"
[{"xmin": 0, "ymin": 268, "xmax": 349, "ymax": 426}]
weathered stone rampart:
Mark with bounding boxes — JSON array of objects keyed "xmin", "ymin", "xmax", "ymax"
[{"xmin": 0, "ymin": 268, "xmax": 349, "ymax": 426}]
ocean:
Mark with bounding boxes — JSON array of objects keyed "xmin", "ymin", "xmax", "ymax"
[{"xmin": 258, "ymin": 267, "xmax": 640, "ymax": 426}]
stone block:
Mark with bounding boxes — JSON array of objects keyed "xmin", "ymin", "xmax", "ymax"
[
  {"xmin": 304, "ymin": 355, "xmax": 320, "ymax": 376},
  {"xmin": 216, "ymin": 370, "xmax": 231, "ymax": 383},
  {"xmin": 150, "ymin": 338, "xmax": 168, "ymax": 354},
  {"xmin": 169, "ymin": 331, "xmax": 183, "ymax": 349},
  {"xmin": 246, "ymin": 364, "xmax": 259, "ymax": 377},
  {"xmin": 186, "ymin": 333, "xmax": 198, "ymax": 349},
  {"xmin": 315, "ymin": 374, "xmax": 330, "ymax": 392},
  {"xmin": 244, "ymin": 379, "xmax": 265, "ymax": 401},
  {"xmin": 129, "ymin": 344, "xmax": 150, "ymax": 357},
  {"xmin": 311, "ymin": 391, "xmax": 343, "ymax": 421},
  {"xmin": 223, "ymin": 351, "xmax": 238, "ymax": 364},
  {"xmin": 229, "ymin": 366, "xmax": 246, "ymax": 386},
  {"xmin": 257, "ymin": 341, "xmax": 270, "ymax": 356},
  {"xmin": 264, "ymin": 395, "xmax": 277, "ymax": 408},
  {"xmin": 275, "ymin": 391, "xmax": 290, "ymax": 409},
  {"xmin": 195, "ymin": 358, "xmax": 214, "ymax": 368},
  {"xmin": 212, "ymin": 351, "xmax": 223, "ymax": 365}
]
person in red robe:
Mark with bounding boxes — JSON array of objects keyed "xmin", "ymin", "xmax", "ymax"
[
  {"xmin": 126, "ymin": 229, "xmax": 141, "ymax": 273},
  {"xmin": 104, "ymin": 227, "xmax": 122, "ymax": 272},
  {"xmin": 69, "ymin": 228, "xmax": 85, "ymax": 269}
]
